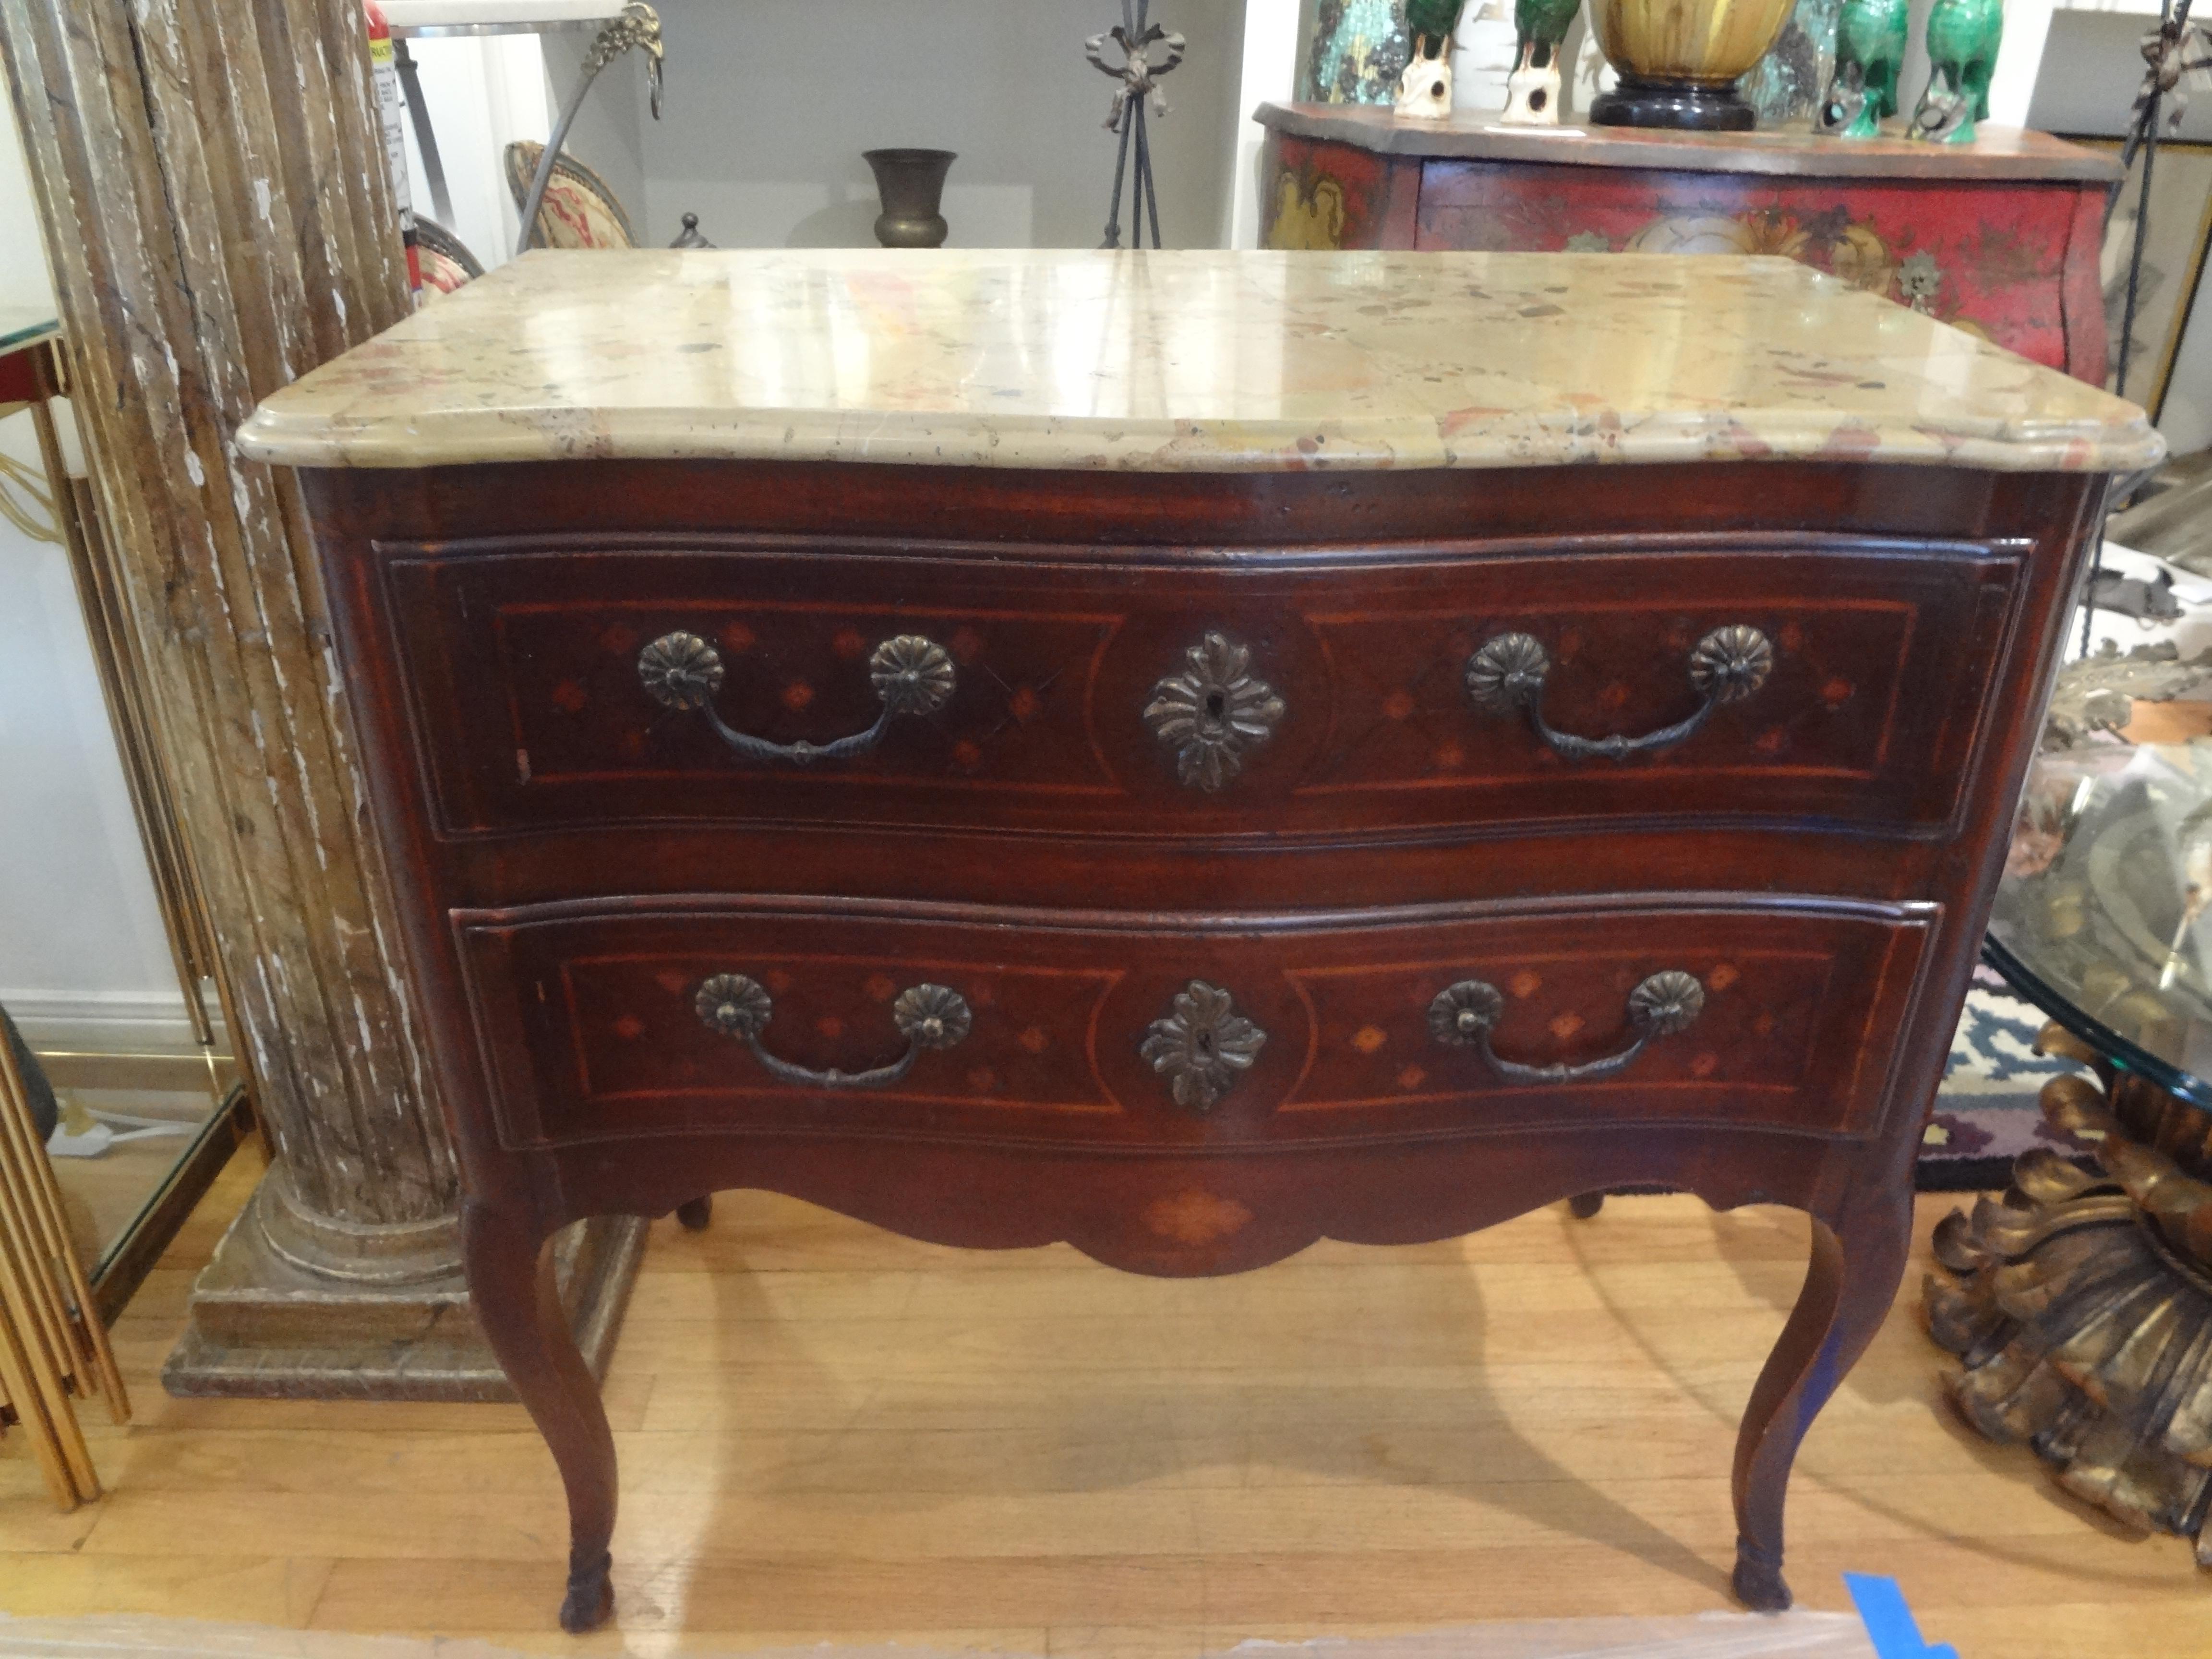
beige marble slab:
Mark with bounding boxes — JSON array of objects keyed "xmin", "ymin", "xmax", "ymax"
[{"xmin": 235, "ymin": 248, "xmax": 2163, "ymax": 475}]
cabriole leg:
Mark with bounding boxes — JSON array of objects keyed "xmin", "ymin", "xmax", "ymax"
[
  {"xmin": 1730, "ymin": 1191, "xmax": 1911, "ymax": 1610},
  {"xmin": 461, "ymin": 1198, "xmax": 618, "ymax": 1632}
]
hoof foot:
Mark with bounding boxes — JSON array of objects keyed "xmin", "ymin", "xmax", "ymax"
[
  {"xmin": 560, "ymin": 1550, "xmax": 614, "ymax": 1633},
  {"xmin": 1731, "ymin": 1540, "xmax": 1790, "ymax": 1611},
  {"xmin": 676, "ymin": 1195, "xmax": 713, "ymax": 1232},
  {"xmin": 1568, "ymin": 1192, "xmax": 1606, "ymax": 1220}
]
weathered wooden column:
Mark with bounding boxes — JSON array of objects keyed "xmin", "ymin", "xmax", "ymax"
[{"xmin": 0, "ymin": 0, "xmax": 642, "ymax": 1396}]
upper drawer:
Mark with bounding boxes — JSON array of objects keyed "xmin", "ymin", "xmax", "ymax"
[{"xmin": 381, "ymin": 535, "xmax": 2020, "ymax": 843}]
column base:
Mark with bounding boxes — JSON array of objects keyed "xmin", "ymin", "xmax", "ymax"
[{"xmin": 163, "ymin": 1171, "xmax": 646, "ymax": 1401}]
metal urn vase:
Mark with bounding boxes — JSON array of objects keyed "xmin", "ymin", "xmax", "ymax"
[
  {"xmin": 863, "ymin": 149, "xmax": 956, "ymax": 249},
  {"xmin": 1587, "ymin": 0, "xmax": 1800, "ymax": 129}
]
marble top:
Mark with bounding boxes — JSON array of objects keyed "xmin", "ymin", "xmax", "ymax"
[{"xmin": 236, "ymin": 249, "xmax": 2163, "ymax": 475}]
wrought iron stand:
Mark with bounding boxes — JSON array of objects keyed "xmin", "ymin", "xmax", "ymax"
[{"xmin": 1086, "ymin": 0, "xmax": 1185, "ymax": 249}]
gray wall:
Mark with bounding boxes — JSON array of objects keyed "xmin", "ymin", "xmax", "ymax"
[
  {"xmin": 2027, "ymin": 9, "xmax": 2212, "ymax": 142},
  {"xmin": 625, "ymin": 0, "xmax": 1247, "ymax": 251}
]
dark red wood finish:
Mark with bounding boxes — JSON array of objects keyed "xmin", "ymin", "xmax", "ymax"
[{"xmin": 300, "ymin": 456, "xmax": 2103, "ymax": 1631}]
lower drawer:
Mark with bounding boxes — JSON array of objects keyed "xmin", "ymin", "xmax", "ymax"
[{"xmin": 457, "ymin": 895, "xmax": 1934, "ymax": 1153}]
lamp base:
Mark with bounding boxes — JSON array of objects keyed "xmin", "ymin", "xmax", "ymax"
[{"xmin": 1589, "ymin": 76, "xmax": 1756, "ymax": 131}]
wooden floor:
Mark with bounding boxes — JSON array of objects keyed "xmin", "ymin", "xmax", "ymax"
[{"xmin": 3, "ymin": 1164, "xmax": 2207, "ymax": 1658}]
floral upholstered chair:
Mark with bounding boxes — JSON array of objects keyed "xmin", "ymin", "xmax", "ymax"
[
  {"xmin": 414, "ymin": 216, "xmax": 484, "ymax": 301},
  {"xmin": 502, "ymin": 140, "xmax": 639, "ymax": 249}
]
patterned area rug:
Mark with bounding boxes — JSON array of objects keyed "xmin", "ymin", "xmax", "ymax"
[{"xmin": 1923, "ymin": 963, "xmax": 2101, "ymax": 1191}]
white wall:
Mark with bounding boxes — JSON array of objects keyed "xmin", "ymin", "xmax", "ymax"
[
  {"xmin": 0, "ymin": 92, "xmax": 52, "ymax": 313},
  {"xmin": 1228, "ymin": 0, "xmax": 1302, "ymax": 247},
  {"xmin": 0, "ymin": 94, "xmax": 197, "ymax": 1052},
  {"xmin": 394, "ymin": 33, "xmax": 551, "ymax": 269}
]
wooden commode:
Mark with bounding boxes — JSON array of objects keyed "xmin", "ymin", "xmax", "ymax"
[{"xmin": 237, "ymin": 247, "xmax": 2159, "ymax": 1632}]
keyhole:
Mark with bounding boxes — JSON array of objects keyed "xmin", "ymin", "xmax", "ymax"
[
  {"xmin": 1196, "ymin": 1030, "xmax": 1214, "ymax": 1054},
  {"xmin": 1204, "ymin": 689, "xmax": 1227, "ymax": 721}
]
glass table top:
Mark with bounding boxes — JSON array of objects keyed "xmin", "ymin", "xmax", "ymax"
[
  {"xmin": 1990, "ymin": 740, "xmax": 2212, "ymax": 1107},
  {"xmin": 0, "ymin": 308, "xmax": 60, "ymax": 356}
]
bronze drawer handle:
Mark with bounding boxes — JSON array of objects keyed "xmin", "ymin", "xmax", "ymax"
[
  {"xmin": 1428, "ymin": 970, "xmax": 1705, "ymax": 1085},
  {"xmin": 638, "ymin": 631, "xmax": 955, "ymax": 764},
  {"xmin": 1464, "ymin": 625, "xmax": 1773, "ymax": 761},
  {"xmin": 693, "ymin": 974, "xmax": 972, "ymax": 1089}
]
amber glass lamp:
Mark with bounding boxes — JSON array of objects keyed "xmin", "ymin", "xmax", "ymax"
[{"xmin": 1586, "ymin": 0, "xmax": 1799, "ymax": 129}]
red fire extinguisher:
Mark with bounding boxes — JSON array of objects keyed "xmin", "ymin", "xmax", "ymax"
[{"xmin": 366, "ymin": 0, "xmax": 423, "ymax": 297}]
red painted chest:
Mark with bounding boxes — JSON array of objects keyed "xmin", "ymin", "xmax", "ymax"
[{"xmin": 1258, "ymin": 103, "xmax": 2118, "ymax": 385}]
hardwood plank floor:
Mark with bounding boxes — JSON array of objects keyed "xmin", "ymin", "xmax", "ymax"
[{"xmin": 3, "ymin": 1163, "xmax": 2205, "ymax": 1658}]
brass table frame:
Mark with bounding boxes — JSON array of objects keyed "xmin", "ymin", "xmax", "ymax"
[
  {"xmin": 0, "ymin": 322, "xmax": 256, "ymax": 1500},
  {"xmin": 0, "ymin": 1005, "xmax": 126, "ymax": 1506}
]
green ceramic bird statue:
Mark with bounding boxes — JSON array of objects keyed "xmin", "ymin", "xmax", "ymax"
[
  {"xmin": 1514, "ymin": 0, "xmax": 1581, "ymax": 66},
  {"xmin": 1500, "ymin": 0, "xmax": 1579, "ymax": 121},
  {"xmin": 1395, "ymin": 0, "xmax": 1467, "ymax": 117},
  {"xmin": 1817, "ymin": 0, "xmax": 1909, "ymax": 137},
  {"xmin": 1405, "ymin": 0, "xmax": 1468, "ymax": 60},
  {"xmin": 1908, "ymin": 0, "xmax": 2004, "ymax": 144}
]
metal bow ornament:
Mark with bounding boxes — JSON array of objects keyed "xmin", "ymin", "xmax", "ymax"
[
  {"xmin": 1086, "ymin": 18, "xmax": 1187, "ymax": 131},
  {"xmin": 586, "ymin": 1, "xmax": 664, "ymax": 120},
  {"xmin": 2136, "ymin": 14, "xmax": 2212, "ymax": 132},
  {"xmin": 1086, "ymin": 1, "xmax": 1185, "ymax": 250}
]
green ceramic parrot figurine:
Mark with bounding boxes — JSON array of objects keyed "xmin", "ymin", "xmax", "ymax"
[
  {"xmin": 1817, "ymin": 0, "xmax": 1910, "ymax": 138},
  {"xmin": 1513, "ymin": 0, "xmax": 1582, "ymax": 72},
  {"xmin": 1404, "ymin": 0, "xmax": 1467, "ymax": 62},
  {"xmin": 1908, "ymin": 0, "xmax": 2004, "ymax": 144}
]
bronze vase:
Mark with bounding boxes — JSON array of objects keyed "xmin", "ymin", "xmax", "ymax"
[
  {"xmin": 863, "ymin": 149, "xmax": 957, "ymax": 249},
  {"xmin": 1587, "ymin": 0, "xmax": 1800, "ymax": 129}
]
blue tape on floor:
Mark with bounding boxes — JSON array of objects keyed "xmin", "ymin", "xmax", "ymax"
[{"xmin": 1844, "ymin": 1573, "xmax": 1959, "ymax": 1659}]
